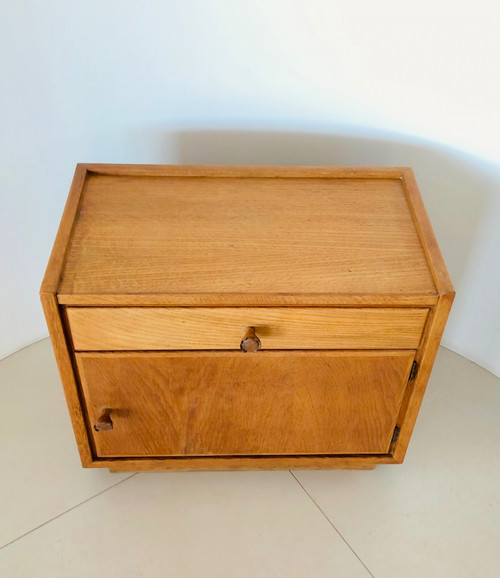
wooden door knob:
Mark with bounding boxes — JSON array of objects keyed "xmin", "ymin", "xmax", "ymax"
[
  {"xmin": 94, "ymin": 409, "xmax": 113, "ymax": 431},
  {"xmin": 240, "ymin": 327, "xmax": 261, "ymax": 353}
]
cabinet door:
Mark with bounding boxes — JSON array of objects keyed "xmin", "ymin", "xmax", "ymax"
[{"xmin": 76, "ymin": 351, "xmax": 414, "ymax": 458}]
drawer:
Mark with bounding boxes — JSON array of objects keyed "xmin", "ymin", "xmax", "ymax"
[
  {"xmin": 67, "ymin": 307, "xmax": 428, "ymax": 351},
  {"xmin": 76, "ymin": 350, "xmax": 415, "ymax": 457}
]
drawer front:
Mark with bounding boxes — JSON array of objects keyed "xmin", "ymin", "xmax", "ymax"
[
  {"xmin": 76, "ymin": 350, "xmax": 415, "ymax": 457},
  {"xmin": 68, "ymin": 307, "xmax": 428, "ymax": 351}
]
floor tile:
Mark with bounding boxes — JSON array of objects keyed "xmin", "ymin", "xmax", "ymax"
[
  {"xmin": 0, "ymin": 339, "xmax": 130, "ymax": 547},
  {"xmin": 294, "ymin": 348, "xmax": 500, "ymax": 578},
  {"xmin": 0, "ymin": 470, "xmax": 371, "ymax": 578}
]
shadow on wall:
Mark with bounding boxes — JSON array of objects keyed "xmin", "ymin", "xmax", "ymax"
[{"xmin": 171, "ymin": 129, "xmax": 500, "ymax": 370}]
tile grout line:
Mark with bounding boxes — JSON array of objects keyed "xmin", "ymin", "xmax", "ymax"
[
  {"xmin": 0, "ymin": 473, "xmax": 138, "ymax": 551},
  {"xmin": 289, "ymin": 471, "xmax": 376, "ymax": 578}
]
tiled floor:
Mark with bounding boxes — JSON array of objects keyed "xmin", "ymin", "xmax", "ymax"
[{"xmin": 0, "ymin": 340, "xmax": 499, "ymax": 577}]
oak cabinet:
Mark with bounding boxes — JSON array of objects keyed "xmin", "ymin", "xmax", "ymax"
[{"xmin": 41, "ymin": 165, "xmax": 454, "ymax": 471}]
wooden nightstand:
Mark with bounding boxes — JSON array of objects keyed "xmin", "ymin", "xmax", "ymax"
[{"xmin": 40, "ymin": 165, "xmax": 454, "ymax": 471}]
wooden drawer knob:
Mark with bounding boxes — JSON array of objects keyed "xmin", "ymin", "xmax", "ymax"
[
  {"xmin": 240, "ymin": 327, "xmax": 261, "ymax": 353},
  {"xmin": 94, "ymin": 409, "xmax": 113, "ymax": 432}
]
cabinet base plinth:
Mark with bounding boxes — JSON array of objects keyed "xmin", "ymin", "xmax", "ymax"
[{"xmin": 87, "ymin": 455, "xmax": 395, "ymax": 472}]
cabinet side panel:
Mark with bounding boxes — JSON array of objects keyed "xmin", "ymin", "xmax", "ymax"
[
  {"xmin": 40, "ymin": 164, "xmax": 87, "ymax": 293},
  {"xmin": 392, "ymin": 293, "xmax": 454, "ymax": 462},
  {"xmin": 40, "ymin": 293, "xmax": 93, "ymax": 466},
  {"xmin": 401, "ymin": 168, "xmax": 455, "ymax": 296}
]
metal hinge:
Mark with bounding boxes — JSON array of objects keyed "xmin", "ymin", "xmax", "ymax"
[
  {"xmin": 409, "ymin": 360, "xmax": 418, "ymax": 381},
  {"xmin": 391, "ymin": 425, "xmax": 400, "ymax": 447}
]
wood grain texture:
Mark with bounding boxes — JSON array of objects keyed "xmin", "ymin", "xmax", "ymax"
[
  {"xmin": 100, "ymin": 456, "xmax": 390, "ymax": 471},
  {"xmin": 57, "ymin": 292, "xmax": 438, "ymax": 307},
  {"xmin": 76, "ymin": 350, "xmax": 415, "ymax": 458},
  {"xmin": 67, "ymin": 307, "xmax": 429, "ymax": 351},
  {"xmin": 59, "ymin": 171, "xmax": 436, "ymax": 302},
  {"xmin": 391, "ymin": 293, "xmax": 454, "ymax": 462},
  {"xmin": 39, "ymin": 165, "xmax": 93, "ymax": 465},
  {"xmin": 39, "ymin": 293, "xmax": 93, "ymax": 466},
  {"xmin": 83, "ymin": 164, "xmax": 408, "ymax": 178},
  {"xmin": 40, "ymin": 164, "xmax": 454, "ymax": 471},
  {"xmin": 40, "ymin": 164, "xmax": 87, "ymax": 293},
  {"xmin": 401, "ymin": 168, "xmax": 455, "ymax": 296}
]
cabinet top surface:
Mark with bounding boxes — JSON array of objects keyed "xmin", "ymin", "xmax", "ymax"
[{"xmin": 50, "ymin": 165, "xmax": 451, "ymax": 305}]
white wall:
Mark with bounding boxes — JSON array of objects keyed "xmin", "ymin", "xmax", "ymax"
[{"xmin": 1, "ymin": 0, "xmax": 499, "ymax": 375}]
